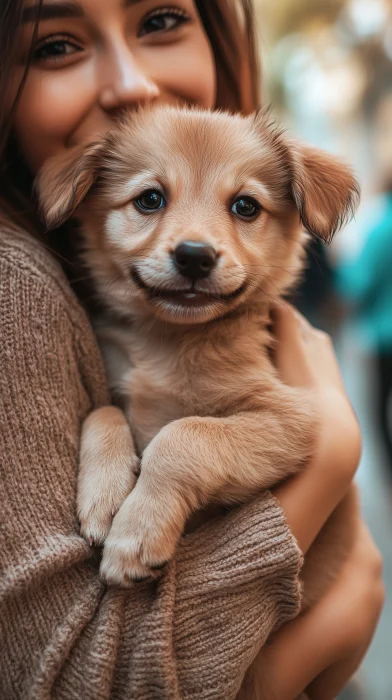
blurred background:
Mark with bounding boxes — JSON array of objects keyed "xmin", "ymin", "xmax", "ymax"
[{"xmin": 252, "ymin": 0, "xmax": 392, "ymax": 698}]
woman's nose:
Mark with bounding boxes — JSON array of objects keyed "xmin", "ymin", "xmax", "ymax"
[{"xmin": 98, "ymin": 43, "xmax": 160, "ymax": 112}]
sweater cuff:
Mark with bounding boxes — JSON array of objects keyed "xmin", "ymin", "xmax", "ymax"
[{"xmin": 174, "ymin": 491, "xmax": 303, "ymax": 700}]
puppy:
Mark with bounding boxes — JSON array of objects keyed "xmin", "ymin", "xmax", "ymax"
[{"xmin": 37, "ymin": 103, "xmax": 359, "ymax": 604}]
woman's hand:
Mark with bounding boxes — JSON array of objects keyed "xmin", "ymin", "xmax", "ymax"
[
  {"xmin": 271, "ymin": 303, "xmax": 362, "ymax": 553},
  {"xmin": 255, "ymin": 516, "xmax": 384, "ymax": 700}
]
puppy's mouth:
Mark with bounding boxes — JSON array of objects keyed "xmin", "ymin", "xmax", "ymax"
[{"xmin": 131, "ymin": 267, "xmax": 246, "ymax": 307}]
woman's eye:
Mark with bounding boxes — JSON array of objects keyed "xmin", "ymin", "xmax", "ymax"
[
  {"xmin": 33, "ymin": 37, "xmax": 81, "ymax": 62},
  {"xmin": 231, "ymin": 197, "xmax": 262, "ymax": 220},
  {"xmin": 135, "ymin": 190, "xmax": 166, "ymax": 213},
  {"xmin": 139, "ymin": 8, "xmax": 190, "ymax": 37}
]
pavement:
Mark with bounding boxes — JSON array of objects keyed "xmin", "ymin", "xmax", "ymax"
[{"xmin": 337, "ymin": 330, "xmax": 392, "ymax": 700}]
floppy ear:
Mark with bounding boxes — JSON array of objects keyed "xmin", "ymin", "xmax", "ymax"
[
  {"xmin": 36, "ymin": 142, "xmax": 104, "ymax": 229},
  {"xmin": 290, "ymin": 143, "xmax": 360, "ymax": 244}
]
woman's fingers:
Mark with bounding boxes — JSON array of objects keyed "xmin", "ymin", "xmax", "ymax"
[
  {"xmin": 272, "ymin": 303, "xmax": 346, "ymax": 392},
  {"xmin": 272, "ymin": 303, "xmax": 315, "ymax": 388},
  {"xmin": 272, "ymin": 302, "xmax": 306, "ymax": 343}
]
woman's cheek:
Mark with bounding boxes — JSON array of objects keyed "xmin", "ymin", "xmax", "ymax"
[
  {"xmin": 142, "ymin": 34, "xmax": 216, "ymax": 109},
  {"xmin": 13, "ymin": 64, "xmax": 97, "ymax": 173},
  {"xmin": 181, "ymin": 36, "xmax": 216, "ymax": 108}
]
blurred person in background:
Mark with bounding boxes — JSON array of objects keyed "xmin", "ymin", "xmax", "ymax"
[
  {"xmin": 0, "ymin": 1, "xmax": 384, "ymax": 698},
  {"xmin": 335, "ymin": 89, "xmax": 392, "ymax": 477},
  {"xmin": 290, "ymin": 237, "xmax": 337, "ymax": 334}
]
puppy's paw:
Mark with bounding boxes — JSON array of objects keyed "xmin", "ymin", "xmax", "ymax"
[
  {"xmin": 78, "ymin": 455, "xmax": 139, "ymax": 546},
  {"xmin": 100, "ymin": 488, "xmax": 182, "ymax": 586}
]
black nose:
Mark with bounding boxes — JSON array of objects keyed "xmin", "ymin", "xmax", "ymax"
[{"xmin": 173, "ymin": 242, "xmax": 217, "ymax": 282}]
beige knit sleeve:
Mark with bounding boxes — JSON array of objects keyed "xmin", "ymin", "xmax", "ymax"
[
  {"xmin": 0, "ymin": 235, "xmax": 111, "ymax": 699},
  {"xmin": 0, "ymin": 230, "xmax": 303, "ymax": 700},
  {"xmin": 111, "ymin": 495, "xmax": 303, "ymax": 700}
]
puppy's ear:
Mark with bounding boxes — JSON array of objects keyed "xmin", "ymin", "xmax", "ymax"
[
  {"xmin": 36, "ymin": 142, "xmax": 104, "ymax": 229},
  {"xmin": 290, "ymin": 143, "xmax": 360, "ymax": 244}
]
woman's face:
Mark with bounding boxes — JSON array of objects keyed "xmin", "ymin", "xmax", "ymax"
[{"xmin": 11, "ymin": 0, "xmax": 216, "ymax": 174}]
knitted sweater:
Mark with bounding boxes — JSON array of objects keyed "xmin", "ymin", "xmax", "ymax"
[{"xmin": 0, "ymin": 223, "xmax": 303, "ymax": 700}]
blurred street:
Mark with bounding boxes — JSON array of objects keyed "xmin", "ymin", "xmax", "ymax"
[{"xmin": 338, "ymin": 335, "xmax": 392, "ymax": 700}]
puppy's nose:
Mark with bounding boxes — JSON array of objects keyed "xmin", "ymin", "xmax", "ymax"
[{"xmin": 173, "ymin": 242, "xmax": 217, "ymax": 282}]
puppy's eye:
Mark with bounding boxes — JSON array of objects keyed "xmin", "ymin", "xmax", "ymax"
[
  {"xmin": 232, "ymin": 196, "xmax": 261, "ymax": 220},
  {"xmin": 134, "ymin": 189, "xmax": 166, "ymax": 213}
]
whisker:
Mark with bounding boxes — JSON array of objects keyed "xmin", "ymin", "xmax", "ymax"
[
  {"xmin": 306, "ymin": 247, "xmax": 324, "ymax": 276},
  {"xmin": 259, "ymin": 286, "xmax": 290, "ymax": 310},
  {"xmin": 40, "ymin": 242, "xmax": 78, "ymax": 270},
  {"xmin": 68, "ymin": 274, "xmax": 98, "ymax": 285},
  {"xmin": 244, "ymin": 263, "xmax": 299, "ymax": 271}
]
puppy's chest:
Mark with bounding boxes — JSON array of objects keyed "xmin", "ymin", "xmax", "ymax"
[{"xmin": 121, "ymin": 337, "xmax": 271, "ymax": 453}]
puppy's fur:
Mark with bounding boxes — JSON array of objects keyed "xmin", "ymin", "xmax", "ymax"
[{"xmin": 38, "ymin": 106, "xmax": 360, "ymax": 697}]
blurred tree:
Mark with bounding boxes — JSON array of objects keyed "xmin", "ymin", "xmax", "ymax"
[
  {"xmin": 254, "ymin": 0, "xmax": 392, "ymax": 122},
  {"xmin": 255, "ymin": 0, "xmax": 345, "ymax": 40}
]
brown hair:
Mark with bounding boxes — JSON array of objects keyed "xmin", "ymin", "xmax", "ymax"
[
  {"xmin": 0, "ymin": 0, "xmax": 261, "ymax": 233},
  {"xmin": 195, "ymin": 1, "xmax": 260, "ymax": 114}
]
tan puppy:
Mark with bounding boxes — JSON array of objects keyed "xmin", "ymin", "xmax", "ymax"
[{"xmin": 37, "ymin": 105, "xmax": 359, "ymax": 601}]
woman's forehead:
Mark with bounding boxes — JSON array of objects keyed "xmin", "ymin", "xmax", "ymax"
[{"xmin": 20, "ymin": 0, "xmax": 197, "ymax": 22}]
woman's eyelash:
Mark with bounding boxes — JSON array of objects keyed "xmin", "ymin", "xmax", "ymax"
[
  {"xmin": 32, "ymin": 34, "xmax": 81, "ymax": 60},
  {"xmin": 139, "ymin": 6, "xmax": 191, "ymax": 35},
  {"xmin": 143, "ymin": 6, "xmax": 190, "ymax": 21}
]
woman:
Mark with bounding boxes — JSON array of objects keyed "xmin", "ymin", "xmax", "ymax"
[{"xmin": 0, "ymin": 1, "xmax": 384, "ymax": 698}]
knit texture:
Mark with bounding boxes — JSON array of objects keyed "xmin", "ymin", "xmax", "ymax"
[{"xmin": 0, "ymin": 223, "xmax": 303, "ymax": 700}]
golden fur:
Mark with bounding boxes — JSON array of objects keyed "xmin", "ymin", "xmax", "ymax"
[{"xmin": 38, "ymin": 105, "xmax": 360, "ymax": 697}]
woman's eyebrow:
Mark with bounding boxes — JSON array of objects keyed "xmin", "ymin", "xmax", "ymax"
[
  {"xmin": 21, "ymin": 2, "xmax": 85, "ymax": 24},
  {"xmin": 21, "ymin": 0, "xmax": 148, "ymax": 25}
]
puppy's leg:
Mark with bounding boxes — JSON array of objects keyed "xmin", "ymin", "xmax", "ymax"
[
  {"xmin": 78, "ymin": 406, "xmax": 139, "ymax": 545},
  {"xmin": 101, "ymin": 392, "xmax": 315, "ymax": 584}
]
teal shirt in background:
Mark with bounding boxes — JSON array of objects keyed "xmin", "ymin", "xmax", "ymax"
[{"xmin": 334, "ymin": 193, "xmax": 392, "ymax": 352}]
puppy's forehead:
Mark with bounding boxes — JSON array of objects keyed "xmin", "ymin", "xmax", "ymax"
[{"xmin": 103, "ymin": 108, "xmax": 290, "ymax": 193}]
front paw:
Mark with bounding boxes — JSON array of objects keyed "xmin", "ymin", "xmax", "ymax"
[
  {"xmin": 78, "ymin": 455, "xmax": 139, "ymax": 546},
  {"xmin": 100, "ymin": 487, "xmax": 183, "ymax": 586}
]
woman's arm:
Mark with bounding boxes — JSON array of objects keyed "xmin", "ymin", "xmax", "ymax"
[
  {"xmin": 251, "ymin": 519, "xmax": 384, "ymax": 700},
  {"xmin": 0, "ymin": 236, "xmax": 113, "ymax": 699},
  {"xmin": 272, "ymin": 303, "xmax": 362, "ymax": 553}
]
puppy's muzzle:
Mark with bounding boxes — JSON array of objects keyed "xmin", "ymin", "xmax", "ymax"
[{"xmin": 173, "ymin": 241, "xmax": 217, "ymax": 282}]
